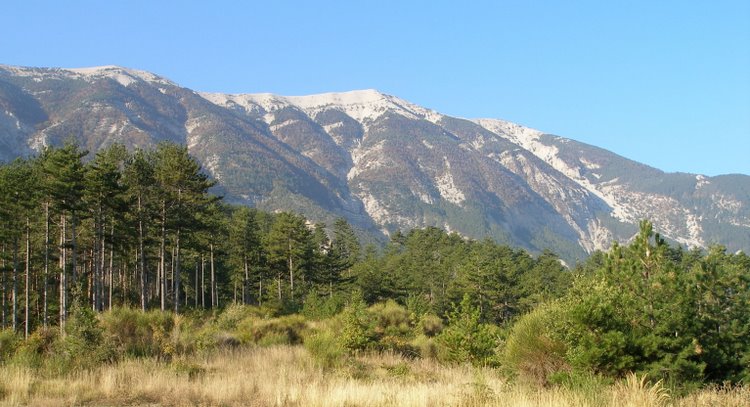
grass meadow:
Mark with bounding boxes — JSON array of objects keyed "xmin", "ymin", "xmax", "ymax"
[{"xmin": 1, "ymin": 345, "xmax": 747, "ymax": 407}]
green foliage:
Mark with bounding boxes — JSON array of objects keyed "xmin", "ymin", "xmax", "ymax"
[
  {"xmin": 339, "ymin": 293, "xmax": 374, "ymax": 353},
  {"xmin": 301, "ymin": 290, "xmax": 346, "ymax": 320},
  {"xmin": 304, "ymin": 331, "xmax": 346, "ymax": 369},
  {"xmin": 0, "ymin": 329, "xmax": 20, "ymax": 364},
  {"xmin": 215, "ymin": 303, "xmax": 274, "ymax": 330},
  {"xmin": 100, "ymin": 307, "xmax": 176, "ymax": 358},
  {"xmin": 0, "ymin": 133, "xmax": 745, "ymax": 393},
  {"xmin": 51, "ymin": 303, "xmax": 114, "ymax": 373},
  {"xmin": 410, "ymin": 334, "xmax": 438, "ymax": 359},
  {"xmin": 369, "ymin": 300, "xmax": 411, "ymax": 337},
  {"xmin": 235, "ymin": 315, "xmax": 308, "ymax": 346},
  {"xmin": 417, "ymin": 314, "xmax": 444, "ymax": 337},
  {"xmin": 436, "ymin": 295, "xmax": 500, "ymax": 367},
  {"xmin": 503, "ymin": 302, "xmax": 568, "ymax": 385},
  {"xmin": 10, "ymin": 328, "xmax": 58, "ymax": 369},
  {"xmin": 367, "ymin": 300, "xmax": 417, "ymax": 354},
  {"xmin": 405, "ymin": 293, "xmax": 431, "ymax": 319},
  {"xmin": 506, "ymin": 221, "xmax": 750, "ymax": 387}
]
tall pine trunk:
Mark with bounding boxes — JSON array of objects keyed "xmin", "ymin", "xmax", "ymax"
[
  {"xmin": 24, "ymin": 217, "xmax": 30, "ymax": 338},
  {"xmin": 159, "ymin": 201, "xmax": 166, "ymax": 312},
  {"xmin": 288, "ymin": 239, "xmax": 294, "ymax": 300},
  {"xmin": 93, "ymin": 206, "xmax": 102, "ymax": 311},
  {"xmin": 210, "ymin": 243, "xmax": 216, "ymax": 308},
  {"xmin": 201, "ymin": 255, "xmax": 205, "ymax": 309},
  {"xmin": 138, "ymin": 195, "xmax": 147, "ymax": 311},
  {"xmin": 243, "ymin": 256, "xmax": 249, "ymax": 304},
  {"xmin": 71, "ymin": 210, "xmax": 78, "ymax": 290},
  {"xmin": 109, "ymin": 223, "xmax": 114, "ymax": 310},
  {"xmin": 2, "ymin": 244, "xmax": 6, "ymax": 329},
  {"xmin": 12, "ymin": 236, "xmax": 18, "ymax": 332},
  {"xmin": 174, "ymin": 229, "xmax": 180, "ymax": 313},
  {"xmin": 43, "ymin": 202, "xmax": 49, "ymax": 328},
  {"xmin": 60, "ymin": 213, "xmax": 67, "ymax": 333}
]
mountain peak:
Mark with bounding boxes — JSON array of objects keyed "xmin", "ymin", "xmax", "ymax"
[
  {"xmin": 285, "ymin": 89, "xmax": 386, "ymax": 108},
  {"xmin": 0, "ymin": 64, "xmax": 749, "ymax": 259},
  {"xmin": 0, "ymin": 64, "xmax": 174, "ymax": 87},
  {"xmin": 63, "ymin": 65, "xmax": 174, "ymax": 87},
  {"xmin": 200, "ymin": 88, "xmax": 443, "ymax": 126}
]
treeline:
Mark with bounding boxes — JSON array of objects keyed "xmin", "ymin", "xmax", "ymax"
[
  {"xmin": 506, "ymin": 222, "xmax": 750, "ymax": 385},
  {"xmin": 0, "ymin": 142, "xmax": 349, "ymax": 335},
  {"xmin": 0, "ymin": 141, "xmax": 569, "ymax": 338},
  {"xmin": 2, "ymin": 142, "xmax": 748, "ymax": 387}
]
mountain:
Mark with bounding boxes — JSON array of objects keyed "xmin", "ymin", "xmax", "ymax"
[{"xmin": 1, "ymin": 64, "xmax": 748, "ymax": 262}]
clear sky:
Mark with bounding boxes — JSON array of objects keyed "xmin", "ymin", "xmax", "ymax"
[{"xmin": 2, "ymin": 1, "xmax": 749, "ymax": 175}]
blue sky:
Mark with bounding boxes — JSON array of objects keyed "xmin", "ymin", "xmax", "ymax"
[{"xmin": 2, "ymin": 1, "xmax": 749, "ymax": 175}]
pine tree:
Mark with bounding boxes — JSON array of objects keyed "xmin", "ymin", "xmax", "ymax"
[
  {"xmin": 266, "ymin": 212, "xmax": 313, "ymax": 303},
  {"xmin": 153, "ymin": 143, "xmax": 215, "ymax": 313},
  {"xmin": 327, "ymin": 218, "xmax": 361, "ymax": 291},
  {"xmin": 122, "ymin": 149, "xmax": 157, "ymax": 311},
  {"xmin": 0, "ymin": 159, "xmax": 37, "ymax": 334},
  {"xmin": 40, "ymin": 141, "xmax": 87, "ymax": 332},
  {"xmin": 84, "ymin": 144, "xmax": 127, "ymax": 312},
  {"xmin": 227, "ymin": 206, "xmax": 262, "ymax": 304}
]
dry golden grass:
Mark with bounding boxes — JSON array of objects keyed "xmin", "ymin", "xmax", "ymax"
[{"xmin": 0, "ymin": 345, "xmax": 747, "ymax": 406}]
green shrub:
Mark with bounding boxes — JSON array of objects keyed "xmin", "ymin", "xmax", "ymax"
[
  {"xmin": 100, "ymin": 307, "xmax": 175, "ymax": 359},
  {"xmin": 302, "ymin": 291, "xmax": 346, "ymax": 320},
  {"xmin": 369, "ymin": 300, "xmax": 412, "ymax": 338},
  {"xmin": 411, "ymin": 334, "xmax": 438, "ymax": 359},
  {"xmin": 503, "ymin": 302, "xmax": 569, "ymax": 385},
  {"xmin": 236, "ymin": 315, "xmax": 308, "ymax": 346},
  {"xmin": 0, "ymin": 329, "xmax": 20, "ymax": 363},
  {"xmin": 216, "ymin": 303, "xmax": 274, "ymax": 330},
  {"xmin": 418, "ymin": 314, "xmax": 443, "ymax": 337},
  {"xmin": 50, "ymin": 304, "xmax": 114, "ymax": 373},
  {"xmin": 378, "ymin": 335, "xmax": 418, "ymax": 356},
  {"xmin": 304, "ymin": 331, "xmax": 346, "ymax": 369},
  {"xmin": 11, "ymin": 328, "xmax": 57, "ymax": 369},
  {"xmin": 436, "ymin": 294, "xmax": 500, "ymax": 367},
  {"xmin": 194, "ymin": 325, "xmax": 222, "ymax": 351},
  {"xmin": 339, "ymin": 295, "xmax": 374, "ymax": 353},
  {"xmin": 405, "ymin": 293, "xmax": 431, "ymax": 319}
]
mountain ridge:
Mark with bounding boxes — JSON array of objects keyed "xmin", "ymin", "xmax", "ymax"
[{"xmin": 1, "ymin": 64, "xmax": 748, "ymax": 261}]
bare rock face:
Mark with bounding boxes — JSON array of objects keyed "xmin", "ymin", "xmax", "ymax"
[{"xmin": 2, "ymin": 64, "xmax": 748, "ymax": 262}]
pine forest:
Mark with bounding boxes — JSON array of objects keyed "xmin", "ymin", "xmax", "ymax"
[{"xmin": 0, "ymin": 142, "xmax": 748, "ymax": 406}]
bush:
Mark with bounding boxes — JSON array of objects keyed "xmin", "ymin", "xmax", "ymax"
[
  {"xmin": 369, "ymin": 300, "xmax": 412, "ymax": 338},
  {"xmin": 339, "ymin": 295, "xmax": 374, "ymax": 353},
  {"xmin": 503, "ymin": 302, "xmax": 569, "ymax": 385},
  {"xmin": 50, "ymin": 304, "xmax": 114, "ymax": 373},
  {"xmin": 11, "ymin": 328, "xmax": 57, "ymax": 369},
  {"xmin": 411, "ymin": 334, "xmax": 438, "ymax": 359},
  {"xmin": 436, "ymin": 295, "xmax": 500, "ymax": 367},
  {"xmin": 215, "ymin": 303, "xmax": 274, "ymax": 330},
  {"xmin": 100, "ymin": 307, "xmax": 176, "ymax": 359},
  {"xmin": 405, "ymin": 293, "xmax": 431, "ymax": 319},
  {"xmin": 418, "ymin": 314, "xmax": 443, "ymax": 337},
  {"xmin": 305, "ymin": 331, "xmax": 346, "ymax": 369},
  {"xmin": 302, "ymin": 291, "xmax": 346, "ymax": 320},
  {"xmin": 0, "ymin": 329, "xmax": 20, "ymax": 363},
  {"xmin": 236, "ymin": 315, "xmax": 308, "ymax": 346}
]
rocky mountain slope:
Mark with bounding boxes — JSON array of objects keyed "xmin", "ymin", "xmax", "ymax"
[{"xmin": 1, "ymin": 64, "xmax": 748, "ymax": 262}]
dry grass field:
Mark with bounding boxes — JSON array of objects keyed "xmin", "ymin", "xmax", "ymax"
[{"xmin": 0, "ymin": 345, "xmax": 747, "ymax": 407}]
